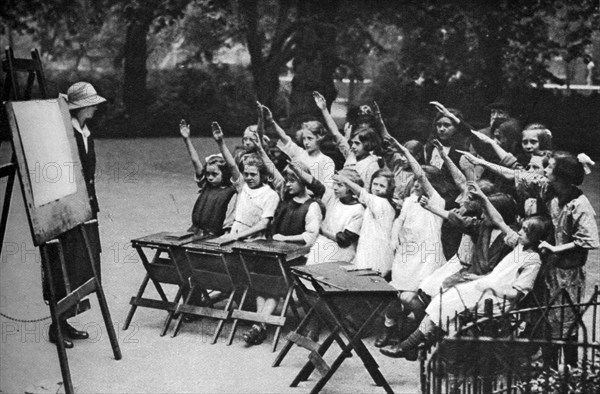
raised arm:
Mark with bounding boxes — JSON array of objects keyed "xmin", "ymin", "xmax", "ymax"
[
  {"xmin": 373, "ymin": 101, "xmax": 391, "ymax": 140},
  {"xmin": 179, "ymin": 120, "xmax": 204, "ymax": 178},
  {"xmin": 211, "ymin": 122, "xmax": 240, "ymax": 182},
  {"xmin": 396, "ymin": 142, "xmax": 436, "ymax": 198},
  {"xmin": 468, "ymin": 181, "xmax": 513, "ymax": 235},
  {"xmin": 261, "ymin": 104, "xmax": 291, "ymax": 145},
  {"xmin": 313, "ymin": 91, "xmax": 345, "ymax": 144},
  {"xmin": 419, "ymin": 195, "xmax": 450, "ymax": 220},
  {"xmin": 433, "ymin": 138, "xmax": 467, "ymax": 194},
  {"xmin": 332, "ymin": 172, "xmax": 362, "ymax": 197},
  {"xmin": 470, "ymin": 129, "xmax": 510, "ymax": 162},
  {"xmin": 287, "ymin": 161, "xmax": 326, "ymax": 199},
  {"xmin": 458, "ymin": 150, "xmax": 517, "ymax": 181}
]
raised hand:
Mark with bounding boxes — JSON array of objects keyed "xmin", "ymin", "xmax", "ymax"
[
  {"xmin": 313, "ymin": 91, "xmax": 327, "ymax": 111},
  {"xmin": 343, "ymin": 122, "xmax": 352, "ymax": 140},
  {"xmin": 467, "ymin": 181, "xmax": 485, "ymax": 200},
  {"xmin": 429, "ymin": 101, "xmax": 460, "ymax": 124},
  {"xmin": 261, "ymin": 104, "xmax": 274, "ymax": 124},
  {"xmin": 456, "ymin": 149, "xmax": 484, "ymax": 166},
  {"xmin": 332, "ymin": 171, "xmax": 348, "ymax": 185},
  {"xmin": 418, "ymin": 195, "xmax": 430, "ymax": 209},
  {"xmin": 470, "ymin": 129, "xmax": 495, "ymax": 145},
  {"xmin": 211, "ymin": 121, "xmax": 224, "ymax": 143},
  {"xmin": 179, "ymin": 119, "xmax": 190, "ymax": 138},
  {"xmin": 431, "ymin": 138, "xmax": 446, "ymax": 155}
]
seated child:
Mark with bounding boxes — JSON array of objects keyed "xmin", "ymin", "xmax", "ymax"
[{"xmin": 380, "ymin": 183, "xmax": 552, "ymax": 361}]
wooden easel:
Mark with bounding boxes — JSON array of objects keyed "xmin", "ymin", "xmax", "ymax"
[{"xmin": 1, "ymin": 47, "xmax": 122, "ymax": 394}]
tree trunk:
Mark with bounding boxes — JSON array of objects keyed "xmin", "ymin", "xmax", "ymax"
[
  {"xmin": 123, "ymin": 15, "xmax": 152, "ymax": 134},
  {"xmin": 288, "ymin": 0, "xmax": 339, "ymax": 130}
]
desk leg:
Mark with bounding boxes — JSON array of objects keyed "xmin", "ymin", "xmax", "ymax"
[
  {"xmin": 272, "ymin": 285, "xmax": 295, "ymax": 353},
  {"xmin": 171, "ymin": 285, "xmax": 195, "ymax": 338},
  {"xmin": 160, "ymin": 286, "xmax": 183, "ymax": 337},
  {"xmin": 136, "ymin": 247, "xmax": 170, "ymax": 303},
  {"xmin": 312, "ymin": 300, "xmax": 394, "ymax": 394},
  {"xmin": 212, "ymin": 288, "xmax": 236, "ymax": 344},
  {"xmin": 124, "ymin": 273, "xmax": 150, "ymax": 330},
  {"xmin": 291, "ymin": 326, "xmax": 342, "ymax": 387},
  {"xmin": 227, "ymin": 286, "xmax": 249, "ymax": 346},
  {"xmin": 273, "ymin": 305, "xmax": 316, "ymax": 367}
]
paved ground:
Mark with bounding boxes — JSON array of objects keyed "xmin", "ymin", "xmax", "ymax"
[{"xmin": 1, "ymin": 137, "xmax": 598, "ymax": 393}]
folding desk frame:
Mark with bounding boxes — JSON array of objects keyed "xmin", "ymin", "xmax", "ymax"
[
  {"xmin": 229, "ymin": 240, "xmax": 310, "ymax": 352},
  {"xmin": 285, "ymin": 263, "xmax": 398, "ymax": 394},
  {"xmin": 172, "ymin": 239, "xmax": 240, "ymax": 343},
  {"xmin": 124, "ymin": 232, "xmax": 195, "ymax": 336}
]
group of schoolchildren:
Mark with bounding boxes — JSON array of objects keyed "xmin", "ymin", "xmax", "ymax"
[{"xmin": 178, "ymin": 92, "xmax": 599, "ymax": 363}]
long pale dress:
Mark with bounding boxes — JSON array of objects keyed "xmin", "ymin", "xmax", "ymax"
[
  {"xmin": 390, "ymin": 191, "xmax": 446, "ymax": 291},
  {"xmin": 352, "ymin": 190, "xmax": 395, "ymax": 273},
  {"xmin": 307, "ymin": 192, "xmax": 364, "ymax": 265},
  {"xmin": 426, "ymin": 242, "xmax": 541, "ymax": 333}
]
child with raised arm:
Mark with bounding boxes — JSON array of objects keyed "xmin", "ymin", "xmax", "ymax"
[
  {"xmin": 238, "ymin": 131, "xmax": 324, "ymax": 346},
  {"xmin": 179, "ymin": 120, "xmax": 237, "ymax": 236},
  {"xmin": 381, "ymin": 182, "xmax": 551, "ymax": 360},
  {"xmin": 516, "ymin": 150, "xmax": 598, "ymax": 363},
  {"xmin": 307, "ymin": 168, "xmax": 365, "ymax": 265},
  {"xmin": 314, "ymin": 91, "xmax": 381, "ymax": 188},
  {"xmin": 261, "ymin": 103, "xmax": 335, "ymax": 190},
  {"xmin": 211, "ymin": 122, "xmax": 280, "ymax": 244},
  {"xmin": 335, "ymin": 169, "xmax": 396, "ymax": 274},
  {"xmin": 374, "ymin": 142, "xmax": 446, "ymax": 348}
]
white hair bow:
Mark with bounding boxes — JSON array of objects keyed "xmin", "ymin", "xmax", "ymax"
[{"xmin": 577, "ymin": 153, "xmax": 595, "ymax": 175}]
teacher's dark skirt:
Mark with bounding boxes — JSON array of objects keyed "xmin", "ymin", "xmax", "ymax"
[{"xmin": 42, "ymin": 222, "xmax": 101, "ymax": 317}]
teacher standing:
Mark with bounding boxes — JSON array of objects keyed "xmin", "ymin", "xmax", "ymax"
[{"xmin": 46, "ymin": 82, "xmax": 106, "ymax": 348}]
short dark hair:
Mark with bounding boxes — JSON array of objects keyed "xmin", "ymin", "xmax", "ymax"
[
  {"xmin": 205, "ymin": 156, "xmax": 232, "ymax": 186},
  {"xmin": 522, "ymin": 215, "xmax": 553, "ymax": 250},
  {"xmin": 350, "ymin": 126, "xmax": 381, "ymax": 154},
  {"xmin": 370, "ymin": 168, "xmax": 395, "ymax": 199},
  {"xmin": 552, "ymin": 151, "xmax": 585, "ymax": 186},
  {"xmin": 488, "ymin": 193, "xmax": 518, "ymax": 225}
]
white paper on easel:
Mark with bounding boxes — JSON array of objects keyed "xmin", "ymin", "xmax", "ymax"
[{"xmin": 12, "ymin": 100, "xmax": 77, "ymax": 207}]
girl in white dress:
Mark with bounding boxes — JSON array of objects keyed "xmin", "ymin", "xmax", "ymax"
[
  {"xmin": 335, "ymin": 169, "xmax": 396, "ymax": 273},
  {"xmin": 307, "ymin": 168, "xmax": 365, "ymax": 265},
  {"xmin": 314, "ymin": 91, "xmax": 381, "ymax": 189},
  {"xmin": 262, "ymin": 103, "xmax": 335, "ymax": 190},
  {"xmin": 380, "ymin": 182, "xmax": 551, "ymax": 361},
  {"xmin": 374, "ymin": 141, "xmax": 447, "ymax": 348},
  {"xmin": 211, "ymin": 122, "xmax": 280, "ymax": 244}
]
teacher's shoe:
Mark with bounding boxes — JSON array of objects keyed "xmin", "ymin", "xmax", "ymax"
[{"xmin": 48, "ymin": 324, "xmax": 74, "ymax": 349}]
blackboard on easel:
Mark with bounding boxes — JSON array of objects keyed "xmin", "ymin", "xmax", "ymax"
[
  {"xmin": 1, "ymin": 48, "xmax": 121, "ymax": 394},
  {"xmin": 5, "ymin": 97, "xmax": 93, "ymax": 245}
]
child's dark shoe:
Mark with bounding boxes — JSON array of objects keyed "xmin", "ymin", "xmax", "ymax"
[
  {"xmin": 375, "ymin": 325, "xmax": 396, "ymax": 348},
  {"xmin": 243, "ymin": 324, "xmax": 267, "ymax": 345}
]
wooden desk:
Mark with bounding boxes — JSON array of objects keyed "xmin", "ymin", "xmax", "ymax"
[
  {"xmin": 124, "ymin": 232, "xmax": 201, "ymax": 336},
  {"xmin": 175, "ymin": 238, "xmax": 242, "ymax": 343},
  {"xmin": 231, "ymin": 240, "xmax": 311, "ymax": 352},
  {"xmin": 284, "ymin": 262, "xmax": 398, "ymax": 394}
]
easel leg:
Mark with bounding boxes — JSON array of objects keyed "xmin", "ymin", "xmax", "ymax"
[
  {"xmin": 291, "ymin": 327, "xmax": 340, "ymax": 387},
  {"xmin": 123, "ymin": 274, "xmax": 150, "ymax": 330},
  {"xmin": 81, "ymin": 227, "xmax": 122, "ymax": 360},
  {"xmin": 41, "ymin": 245, "xmax": 74, "ymax": 394},
  {"xmin": 161, "ymin": 286, "xmax": 184, "ymax": 337}
]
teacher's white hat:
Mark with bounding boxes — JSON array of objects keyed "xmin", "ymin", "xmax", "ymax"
[{"xmin": 66, "ymin": 82, "xmax": 106, "ymax": 109}]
